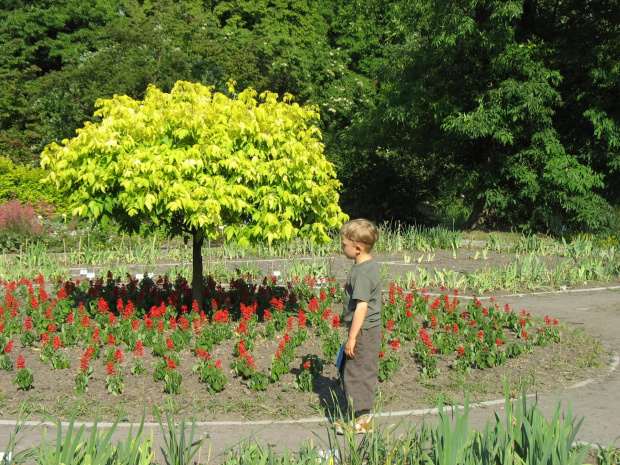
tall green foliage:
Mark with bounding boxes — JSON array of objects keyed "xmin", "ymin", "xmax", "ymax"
[
  {"xmin": 0, "ymin": 0, "xmax": 618, "ymax": 233},
  {"xmin": 350, "ymin": 0, "xmax": 616, "ymax": 233}
]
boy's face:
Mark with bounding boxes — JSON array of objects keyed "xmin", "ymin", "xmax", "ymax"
[{"xmin": 341, "ymin": 237, "xmax": 358, "ymax": 260}]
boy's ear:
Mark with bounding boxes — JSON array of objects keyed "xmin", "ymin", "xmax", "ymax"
[{"xmin": 355, "ymin": 242, "xmax": 364, "ymax": 254}]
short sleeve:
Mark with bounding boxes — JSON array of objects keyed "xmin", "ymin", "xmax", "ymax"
[{"xmin": 351, "ymin": 274, "xmax": 372, "ymax": 303}]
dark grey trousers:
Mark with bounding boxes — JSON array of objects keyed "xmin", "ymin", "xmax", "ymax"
[{"xmin": 342, "ymin": 324, "xmax": 382, "ymax": 415}]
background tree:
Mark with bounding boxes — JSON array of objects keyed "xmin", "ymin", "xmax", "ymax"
[
  {"xmin": 41, "ymin": 81, "xmax": 347, "ymax": 306},
  {"xmin": 347, "ymin": 0, "xmax": 617, "ymax": 233},
  {"xmin": 1, "ymin": 0, "xmax": 618, "ymax": 234}
]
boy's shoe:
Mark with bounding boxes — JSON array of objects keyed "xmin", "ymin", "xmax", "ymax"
[{"xmin": 334, "ymin": 414, "xmax": 374, "ymax": 435}]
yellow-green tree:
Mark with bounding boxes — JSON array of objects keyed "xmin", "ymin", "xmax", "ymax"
[{"xmin": 41, "ymin": 81, "xmax": 347, "ymax": 306}]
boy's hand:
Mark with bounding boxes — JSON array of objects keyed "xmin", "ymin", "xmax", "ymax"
[{"xmin": 345, "ymin": 337, "xmax": 356, "ymax": 358}]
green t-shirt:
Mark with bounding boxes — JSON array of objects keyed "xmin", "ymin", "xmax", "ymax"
[{"xmin": 343, "ymin": 258, "xmax": 382, "ymax": 329}]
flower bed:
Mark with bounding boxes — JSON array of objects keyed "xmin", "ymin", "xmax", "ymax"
[{"xmin": 0, "ymin": 272, "xmax": 593, "ymax": 421}]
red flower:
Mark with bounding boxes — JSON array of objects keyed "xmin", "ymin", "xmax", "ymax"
[
  {"xmin": 385, "ymin": 319, "xmax": 395, "ymax": 331},
  {"xmin": 521, "ymin": 331, "xmax": 529, "ymax": 340},
  {"xmin": 390, "ymin": 339, "xmax": 400, "ymax": 351},
  {"xmin": 23, "ymin": 317, "xmax": 33, "ymax": 332},
  {"xmin": 134, "ymin": 340, "xmax": 144, "ymax": 357},
  {"xmin": 303, "ymin": 361, "xmax": 311, "ymax": 370},
  {"xmin": 192, "ymin": 299, "xmax": 200, "ymax": 313},
  {"xmin": 4, "ymin": 340, "xmax": 14, "ymax": 354},
  {"xmin": 321, "ymin": 308, "xmax": 332, "ymax": 321},
  {"xmin": 16, "ymin": 354, "xmax": 26, "ymax": 369},
  {"xmin": 84, "ymin": 347, "xmax": 95, "ymax": 359},
  {"xmin": 166, "ymin": 337, "xmax": 175, "ymax": 351},
  {"xmin": 331, "ymin": 315, "xmax": 340, "ymax": 329},
  {"xmin": 80, "ymin": 355, "xmax": 89, "ymax": 372},
  {"xmin": 477, "ymin": 331, "xmax": 484, "ymax": 340},
  {"xmin": 197, "ymin": 348, "xmax": 211, "ymax": 360},
  {"xmin": 298, "ymin": 309, "xmax": 306, "ymax": 328},
  {"xmin": 106, "ymin": 361, "xmax": 117, "ymax": 376},
  {"xmin": 286, "ymin": 316, "xmax": 295, "ymax": 331},
  {"xmin": 157, "ymin": 320, "xmax": 164, "ymax": 333},
  {"xmin": 80, "ymin": 314, "xmax": 90, "ymax": 329},
  {"xmin": 457, "ymin": 346, "xmax": 466, "ymax": 357},
  {"xmin": 214, "ymin": 360, "xmax": 222, "ymax": 369},
  {"xmin": 240, "ymin": 302, "xmax": 257, "ymax": 322},
  {"xmin": 496, "ymin": 338, "xmax": 503, "ymax": 346},
  {"xmin": 114, "ymin": 349, "xmax": 124, "ymax": 363},
  {"xmin": 270, "ymin": 297, "xmax": 285, "ymax": 312},
  {"xmin": 418, "ymin": 329, "xmax": 434, "ymax": 350},
  {"xmin": 41, "ymin": 333, "xmax": 50, "ymax": 346},
  {"xmin": 52, "ymin": 337, "xmax": 62, "ymax": 350},
  {"xmin": 519, "ymin": 318, "xmax": 526, "ymax": 327},
  {"xmin": 308, "ymin": 297, "xmax": 319, "ymax": 312},
  {"xmin": 379, "ymin": 351, "xmax": 386, "ymax": 359},
  {"xmin": 66, "ymin": 313, "xmax": 74, "ymax": 324},
  {"xmin": 166, "ymin": 358, "xmax": 178, "ymax": 370},
  {"xmin": 283, "ymin": 333, "xmax": 291, "ymax": 343},
  {"xmin": 97, "ymin": 298, "xmax": 109, "ymax": 314},
  {"xmin": 123, "ymin": 300, "xmax": 136, "ymax": 319},
  {"xmin": 237, "ymin": 322, "xmax": 248, "ymax": 335},
  {"xmin": 108, "ymin": 333, "xmax": 116, "ymax": 346},
  {"xmin": 212, "ymin": 310, "xmax": 230, "ymax": 324},
  {"xmin": 263, "ymin": 309, "xmax": 272, "ymax": 322}
]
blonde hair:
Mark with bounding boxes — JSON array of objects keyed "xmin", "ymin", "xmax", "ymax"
[{"xmin": 341, "ymin": 219, "xmax": 379, "ymax": 250}]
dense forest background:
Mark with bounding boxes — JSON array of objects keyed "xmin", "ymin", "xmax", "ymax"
[{"xmin": 0, "ymin": 0, "xmax": 618, "ymax": 235}]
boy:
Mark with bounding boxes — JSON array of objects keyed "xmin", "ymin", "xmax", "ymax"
[{"xmin": 335, "ymin": 218, "xmax": 381, "ymax": 435}]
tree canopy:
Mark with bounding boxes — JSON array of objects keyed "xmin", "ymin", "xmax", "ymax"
[
  {"xmin": 41, "ymin": 80, "xmax": 347, "ymax": 304},
  {"xmin": 1, "ymin": 0, "xmax": 619, "ymax": 234}
]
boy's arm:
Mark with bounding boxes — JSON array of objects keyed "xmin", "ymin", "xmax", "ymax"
[{"xmin": 344, "ymin": 300, "xmax": 368, "ymax": 358}]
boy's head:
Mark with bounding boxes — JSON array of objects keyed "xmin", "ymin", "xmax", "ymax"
[{"xmin": 340, "ymin": 219, "xmax": 379, "ymax": 253}]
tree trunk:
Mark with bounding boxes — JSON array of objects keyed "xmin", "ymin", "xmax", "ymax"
[
  {"xmin": 465, "ymin": 197, "xmax": 486, "ymax": 230},
  {"xmin": 192, "ymin": 231, "xmax": 204, "ymax": 310}
]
